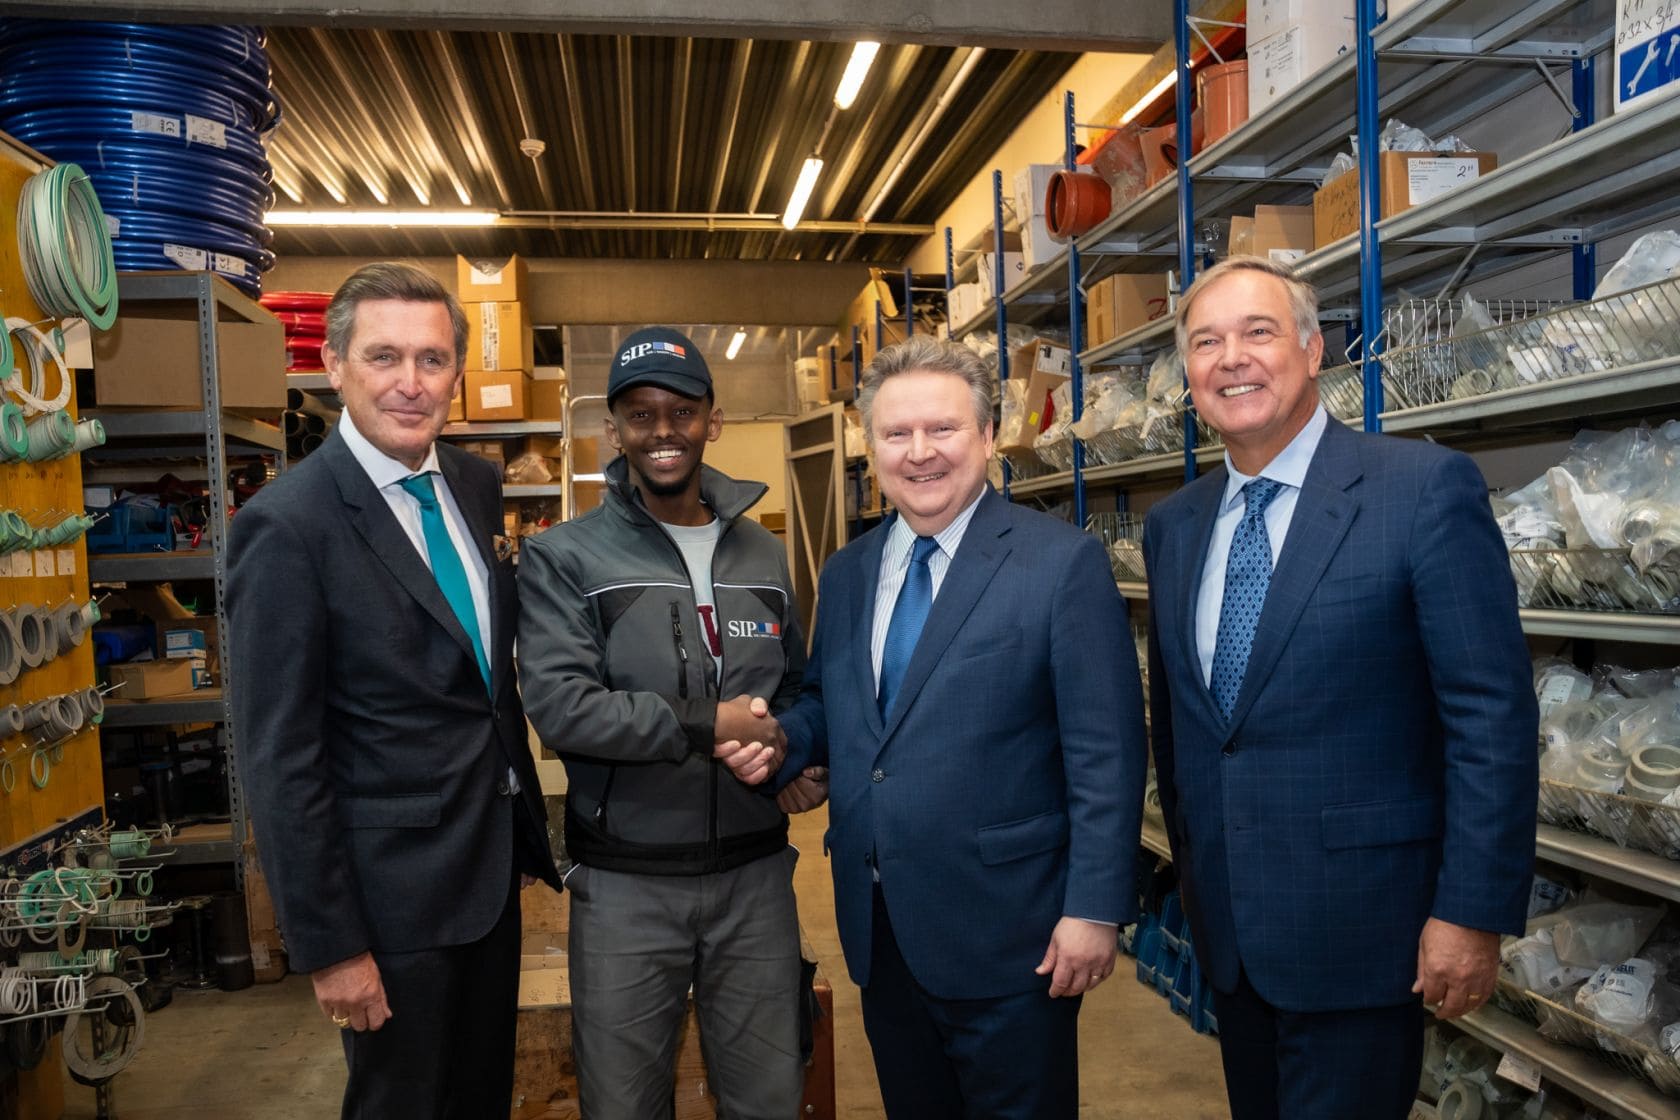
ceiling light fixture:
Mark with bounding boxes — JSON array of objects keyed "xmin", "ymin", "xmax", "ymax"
[
  {"xmin": 1117, "ymin": 69, "xmax": 1178, "ymax": 125},
  {"xmin": 834, "ymin": 42, "xmax": 881, "ymax": 110},
  {"xmin": 726, "ymin": 330, "xmax": 747, "ymax": 360},
  {"xmin": 265, "ymin": 210, "xmax": 499, "ymax": 228},
  {"xmin": 781, "ymin": 157, "xmax": 824, "ymax": 230}
]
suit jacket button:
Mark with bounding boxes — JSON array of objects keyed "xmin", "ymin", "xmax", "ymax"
[
  {"xmin": 1221, "ymin": 741, "xmax": 1237, "ymax": 757},
  {"xmin": 497, "ymin": 779, "xmax": 512, "ymax": 796},
  {"xmin": 871, "ymin": 768, "xmax": 885, "ymax": 783}
]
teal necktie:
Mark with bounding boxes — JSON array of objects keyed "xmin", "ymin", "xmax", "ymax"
[{"xmin": 399, "ymin": 473, "xmax": 491, "ymax": 691}]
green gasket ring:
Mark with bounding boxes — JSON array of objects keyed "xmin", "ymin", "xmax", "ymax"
[
  {"xmin": 2, "ymin": 757, "xmax": 15, "ymax": 794},
  {"xmin": 30, "ymin": 748, "xmax": 48, "ymax": 789}
]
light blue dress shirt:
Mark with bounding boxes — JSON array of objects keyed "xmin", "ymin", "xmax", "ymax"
[{"xmin": 1195, "ymin": 405, "xmax": 1330, "ymax": 687}]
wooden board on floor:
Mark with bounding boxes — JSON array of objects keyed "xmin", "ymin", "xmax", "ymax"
[{"xmin": 512, "ymin": 893, "xmax": 835, "ymax": 1120}]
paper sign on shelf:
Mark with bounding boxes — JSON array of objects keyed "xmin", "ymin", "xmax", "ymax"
[
  {"xmin": 32, "ymin": 550, "xmax": 53, "ymax": 579},
  {"xmin": 1616, "ymin": 0, "xmax": 1680, "ymax": 111},
  {"xmin": 1495, "ymin": 1051, "xmax": 1543, "ymax": 1092},
  {"xmin": 1407, "ymin": 158, "xmax": 1483, "ymax": 205},
  {"xmin": 55, "ymin": 550, "xmax": 75, "ymax": 576}
]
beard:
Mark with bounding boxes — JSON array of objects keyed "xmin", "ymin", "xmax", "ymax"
[{"xmin": 637, "ymin": 457, "xmax": 701, "ymax": 498}]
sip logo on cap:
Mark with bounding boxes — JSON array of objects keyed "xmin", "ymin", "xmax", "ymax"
[
  {"xmin": 620, "ymin": 340, "xmax": 687, "ymax": 364},
  {"xmin": 727, "ymin": 620, "xmax": 782, "ymax": 639}
]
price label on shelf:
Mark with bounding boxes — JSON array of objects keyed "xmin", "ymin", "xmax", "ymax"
[
  {"xmin": 1495, "ymin": 1051, "xmax": 1543, "ymax": 1092},
  {"xmin": 31, "ymin": 550, "xmax": 54, "ymax": 578},
  {"xmin": 3, "ymin": 554, "xmax": 24, "ymax": 578},
  {"xmin": 56, "ymin": 550, "xmax": 75, "ymax": 576},
  {"xmin": 1406, "ymin": 157, "xmax": 1483, "ymax": 206}
]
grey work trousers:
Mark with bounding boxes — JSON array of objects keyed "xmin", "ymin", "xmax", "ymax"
[{"xmin": 566, "ymin": 846, "xmax": 805, "ymax": 1120}]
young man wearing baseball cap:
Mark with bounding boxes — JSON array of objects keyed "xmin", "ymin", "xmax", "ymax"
[{"xmin": 517, "ymin": 326, "xmax": 820, "ymax": 1118}]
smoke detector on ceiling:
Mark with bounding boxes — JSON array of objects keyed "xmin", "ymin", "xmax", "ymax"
[{"xmin": 519, "ymin": 138, "xmax": 546, "ymax": 159}]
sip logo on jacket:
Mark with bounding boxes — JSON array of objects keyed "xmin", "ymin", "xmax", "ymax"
[{"xmin": 727, "ymin": 620, "xmax": 782, "ymax": 639}]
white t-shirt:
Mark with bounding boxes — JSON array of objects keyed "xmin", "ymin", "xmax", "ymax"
[{"xmin": 661, "ymin": 516, "xmax": 724, "ymax": 686}]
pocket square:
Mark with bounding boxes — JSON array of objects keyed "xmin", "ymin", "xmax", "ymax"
[{"xmin": 494, "ymin": 533, "xmax": 517, "ymax": 562}]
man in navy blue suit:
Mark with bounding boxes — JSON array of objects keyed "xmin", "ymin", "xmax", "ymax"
[
  {"xmin": 1143, "ymin": 256, "xmax": 1537, "ymax": 1119},
  {"xmin": 772, "ymin": 336, "xmax": 1146, "ymax": 1119}
]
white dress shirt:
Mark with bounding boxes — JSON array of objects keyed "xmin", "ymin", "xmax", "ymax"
[
  {"xmin": 1195, "ymin": 405, "xmax": 1330, "ymax": 686},
  {"xmin": 869, "ymin": 488, "xmax": 985, "ymax": 689},
  {"xmin": 336, "ymin": 410, "xmax": 493, "ymax": 663}
]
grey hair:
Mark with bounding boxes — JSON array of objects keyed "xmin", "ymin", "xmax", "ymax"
[
  {"xmin": 858, "ymin": 336, "xmax": 994, "ymax": 442},
  {"xmin": 324, "ymin": 262, "xmax": 469, "ymax": 370},
  {"xmin": 1174, "ymin": 254, "xmax": 1320, "ymax": 356}
]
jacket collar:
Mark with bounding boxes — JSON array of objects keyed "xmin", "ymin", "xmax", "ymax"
[{"xmin": 602, "ymin": 455, "xmax": 767, "ymax": 527}]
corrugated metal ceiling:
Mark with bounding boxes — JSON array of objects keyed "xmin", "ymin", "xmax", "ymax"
[{"xmin": 264, "ymin": 29, "xmax": 1077, "ymax": 264}]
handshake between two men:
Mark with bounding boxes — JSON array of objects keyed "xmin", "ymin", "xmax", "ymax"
[{"xmin": 712, "ymin": 695, "xmax": 829, "ymax": 814}]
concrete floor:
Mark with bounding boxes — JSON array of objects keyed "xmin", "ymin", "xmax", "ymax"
[{"xmin": 62, "ymin": 807, "xmax": 1229, "ymax": 1118}]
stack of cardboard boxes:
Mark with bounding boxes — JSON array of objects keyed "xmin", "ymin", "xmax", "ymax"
[
  {"xmin": 995, "ymin": 336, "xmax": 1074, "ymax": 457},
  {"xmin": 454, "ymin": 255, "xmax": 566, "ymax": 424},
  {"xmin": 1086, "ymin": 274, "xmax": 1171, "ymax": 349},
  {"xmin": 1247, "ymin": 0, "xmax": 1356, "ymax": 117}
]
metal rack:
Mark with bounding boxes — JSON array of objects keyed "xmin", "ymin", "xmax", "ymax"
[
  {"xmin": 86, "ymin": 272, "xmax": 290, "ymax": 881},
  {"xmin": 939, "ymin": 0, "xmax": 1680, "ymax": 1105}
]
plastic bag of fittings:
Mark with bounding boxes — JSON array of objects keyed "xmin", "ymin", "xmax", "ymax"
[
  {"xmin": 1620, "ymin": 499, "xmax": 1680, "ymax": 575},
  {"xmin": 1504, "ymin": 926, "xmax": 1596, "ymax": 994},
  {"xmin": 1551, "ymin": 900, "xmax": 1666, "ymax": 969},
  {"xmin": 1381, "ymin": 118, "xmax": 1438, "ymax": 153},
  {"xmin": 1069, "ymin": 374, "xmax": 1138, "ymax": 440},
  {"xmin": 997, "ymin": 379, "xmax": 1030, "ymax": 449},
  {"xmin": 1594, "ymin": 231, "xmax": 1680, "ymax": 301},
  {"xmin": 1600, "ymin": 664, "xmax": 1680, "ymax": 700},
  {"xmin": 1573, "ymin": 958, "xmax": 1680, "ymax": 1050},
  {"xmin": 843, "ymin": 413, "xmax": 867, "ymax": 459},
  {"xmin": 504, "ymin": 452, "xmax": 553, "ymax": 485},
  {"xmin": 1535, "ymin": 657, "xmax": 1593, "ymax": 719},
  {"xmin": 1530, "ymin": 873, "xmax": 1576, "ymax": 919},
  {"xmin": 1319, "ymin": 152, "xmax": 1356, "ymax": 189}
]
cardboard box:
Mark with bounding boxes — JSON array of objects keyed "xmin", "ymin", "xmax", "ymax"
[
  {"xmin": 447, "ymin": 383, "xmax": 464, "ymax": 422},
  {"xmin": 93, "ymin": 312, "xmax": 285, "ymax": 413},
  {"xmin": 837, "ymin": 270, "xmax": 898, "ymax": 367},
  {"xmin": 108, "ymin": 658, "xmax": 209, "ymax": 699},
  {"xmin": 996, "ymin": 337, "xmax": 1072, "ymax": 455},
  {"xmin": 1249, "ymin": 0, "xmax": 1352, "ymax": 43},
  {"xmin": 456, "ymin": 253, "xmax": 528, "ymax": 303},
  {"xmin": 570, "ymin": 436, "xmax": 602, "ymax": 475},
  {"xmin": 464, "ymin": 301, "xmax": 533, "ymax": 372},
  {"xmin": 524, "ymin": 434, "xmax": 567, "ymax": 459},
  {"xmin": 1013, "ymin": 163, "xmax": 1062, "ymax": 268},
  {"xmin": 1312, "ymin": 150, "xmax": 1498, "ymax": 247},
  {"xmin": 1086, "ymin": 275, "xmax": 1170, "ymax": 347},
  {"xmin": 163, "ymin": 628, "xmax": 207, "ymax": 660},
  {"xmin": 529, "ymin": 379, "xmax": 564, "ymax": 421},
  {"xmin": 572, "ymin": 481, "xmax": 606, "ymax": 515},
  {"xmin": 1250, "ymin": 204, "xmax": 1315, "ymax": 264},
  {"xmin": 1248, "ymin": 21, "xmax": 1355, "ymax": 115},
  {"xmin": 979, "ymin": 251, "xmax": 1026, "ymax": 298},
  {"xmin": 1229, "ymin": 214, "xmax": 1255, "ymax": 256},
  {"xmin": 243, "ymin": 834, "xmax": 288, "ymax": 983},
  {"xmin": 826, "ymin": 356, "xmax": 858, "ymax": 403},
  {"xmin": 466, "ymin": 369, "xmax": 532, "ymax": 421},
  {"xmin": 948, "ymin": 281, "xmax": 986, "ymax": 328}
]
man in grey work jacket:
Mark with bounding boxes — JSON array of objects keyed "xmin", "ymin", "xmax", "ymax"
[{"xmin": 518, "ymin": 326, "xmax": 811, "ymax": 1119}]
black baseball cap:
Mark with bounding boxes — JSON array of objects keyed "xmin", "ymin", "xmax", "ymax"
[{"xmin": 607, "ymin": 327, "xmax": 713, "ymax": 406}]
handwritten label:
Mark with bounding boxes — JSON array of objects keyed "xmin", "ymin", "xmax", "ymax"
[
  {"xmin": 478, "ymin": 303, "xmax": 503, "ymax": 370},
  {"xmin": 163, "ymin": 243, "xmax": 208, "ymax": 271},
  {"xmin": 184, "ymin": 114, "xmax": 227, "ymax": 149},
  {"xmin": 55, "ymin": 550, "xmax": 75, "ymax": 576},
  {"xmin": 130, "ymin": 111, "xmax": 181, "ymax": 139},
  {"xmin": 478, "ymin": 384, "xmax": 514, "ymax": 410},
  {"xmin": 31, "ymin": 550, "xmax": 53, "ymax": 578},
  {"xmin": 1617, "ymin": 0, "xmax": 1680, "ymax": 110},
  {"xmin": 1495, "ymin": 1051, "xmax": 1543, "ymax": 1092}
]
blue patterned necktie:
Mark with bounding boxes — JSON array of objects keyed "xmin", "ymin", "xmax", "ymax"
[
  {"xmin": 1210, "ymin": 477, "xmax": 1285, "ymax": 719},
  {"xmin": 878, "ymin": 536, "xmax": 939, "ymax": 717},
  {"xmin": 399, "ymin": 473, "xmax": 491, "ymax": 692}
]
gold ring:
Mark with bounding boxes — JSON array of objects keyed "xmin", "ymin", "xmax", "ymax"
[{"xmin": 331, "ymin": 1014, "xmax": 351, "ymax": 1027}]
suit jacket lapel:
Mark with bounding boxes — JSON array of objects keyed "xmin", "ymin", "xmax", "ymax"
[
  {"xmin": 878, "ymin": 491, "xmax": 1011, "ymax": 746},
  {"xmin": 322, "ymin": 433, "xmax": 481, "ymax": 669},
  {"xmin": 853, "ymin": 524, "xmax": 891, "ymax": 739},
  {"xmin": 1226, "ymin": 420, "xmax": 1362, "ymax": 731},
  {"xmin": 1175, "ymin": 469, "xmax": 1227, "ymax": 725}
]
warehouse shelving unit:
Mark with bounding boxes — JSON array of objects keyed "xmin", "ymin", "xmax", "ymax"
[
  {"xmin": 86, "ymin": 272, "xmax": 288, "ymax": 876},
  {"xmin": 950, "ymin": 0, "xmax": 1680, "ymax": 1109}
]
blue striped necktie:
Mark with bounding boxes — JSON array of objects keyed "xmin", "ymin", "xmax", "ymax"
[
  {"xmin": 878, "ymin": 536, "xmax": 939, "ymax": 717},
  {"xmin": 399, "ymin": 473, "xmax": 491, "ymax": 691},
  {"xmin": 1210, "ymin": 477, "xmax": 1284, "ymax": 719}
]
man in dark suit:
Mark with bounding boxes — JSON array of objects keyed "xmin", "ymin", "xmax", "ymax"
[
  {"xmin": 773, "ymin": 336, "xmax": 1147, "ymax": 1118},
  {"xmin": 1142, "ymin": 256, "xmax": 1538, "ymax": 1119},
  {"xmin": 228, "ymin": 261, "xmax": 560, "ymax": 1117}
]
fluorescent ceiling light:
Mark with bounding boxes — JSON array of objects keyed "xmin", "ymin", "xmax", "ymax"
[
  {"xmin": 1117, "ymin": 70, "xmax": 1178, "ymax": 126},
  {"xmin": 725, "ymin": 330, "xmax": 747, "ymax": 360},
  {"xmin": 781, "ymin": 157, "xmax": 824, "ymax": 230},
  {"xmin": 265, "ymin": 210, "xmax": 499, "ymax": 228},
  {"xmin": 834, "ymin": 42, "xmax": 881, "ymax": 110}
]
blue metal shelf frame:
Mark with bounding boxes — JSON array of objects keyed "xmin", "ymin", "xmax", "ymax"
[
  {"xmin": 1064, "ymin": 90, "xmax": 1088, "ymax": 528},
  {"xmin": 1356, "ymin": 0, "xmax": 1384, "ymax": 432},
  {"xmin": 1174, "ymin": 0, "xmax": 1199, "ymax": 485},
  {"xmin": 993, "ymin": 169, "xmax": 1013, "ymax": 500},
  {"xmin": 1572, "ymin": 57, "xmax": 1596, "ymax": 301}
]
